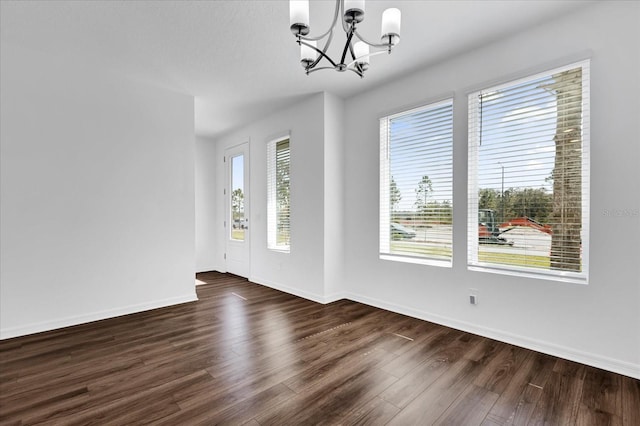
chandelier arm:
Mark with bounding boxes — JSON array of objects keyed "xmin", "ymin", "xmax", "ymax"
[
  {"xmin": 299, "ymin": 0, "xmax": 341, "ymax": 42},
  {"xmin": 300, "ymin": 40, "xmax": 338, "ymax": 68},
  {"xmin": 308, "ymin": 29, "xmax": 335, "ymax": 69},
  {"xmin": 348, "ymin": 41, "xmax": 356, "ymax": 61},
  {"xmin": 306, "ymin": 66, "xmax": 338, "ymax": 75},
  {"xmin": 345, "ymin": 50, "xmax": 389, "ymax": 68},
  {"xmin": 353, "ymin": 29, "xmax": 393, "ymax": 49},
  {"xmin": 346, "ymin": 66, "xmax": 364, "ymax": 78},
  {"xmin": 339, "ymin": 29, "xmax": 355, "ymax": 66}
]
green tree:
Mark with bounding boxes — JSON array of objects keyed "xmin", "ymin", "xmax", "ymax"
[
  {"xmin": 507, "ymin": 188, "xmax": 552, "ymax": 223},
  {"xmin": 231, "ymin": 188, "xmax": 244, "ymax": 221},
  {"xmin": 478, "ymin": 188, "xmax": 500, "ymax": 211},
  {"xmin": 276, "ymin": 140, "xmax": 290, "ymax": 239},
  {"xmin": 414, "ymin": 175, "xmax": 433, "ymax": 217},
  {"xmin": 390, "ymin": 176, "xmax": 401, "ymax": 212}
]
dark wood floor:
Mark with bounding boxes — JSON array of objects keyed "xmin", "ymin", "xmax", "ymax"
[{"xmin": 1, "ymin": 272, "xmax": 638, "ymax": 425}]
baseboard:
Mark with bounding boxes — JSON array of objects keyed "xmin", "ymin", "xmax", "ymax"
[
  {"xmin": 344, "ymin": 291, "xmax": 640, "ymax": 380},
  {"xmin": 250, "ymin": 275, "xmax": 333, "ymax": 304},
  {"xmin": 0, "ymin": 292, "xmax": 199, "ymax": 340},
  {"xmin": 324, "ymin": 291, "xmax": 349, "ymax": 304}
]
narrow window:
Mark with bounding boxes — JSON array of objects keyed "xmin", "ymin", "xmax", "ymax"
[
  {"xmin": 267, "ymin": 136, "xmax": 291, "ymax": 251},
  {"xmin": 380, "ymin": 99, "xmax": 454, "ymax": 266},
  {"xmin": 230, "ymin": 154, "xmax": 245, "ymax": 241},
  {"xmin": 468, "ymin": 60, "xmax": 590, "ymax": 283}
]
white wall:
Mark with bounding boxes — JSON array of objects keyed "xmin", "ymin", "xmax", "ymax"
[
  {"xmin": 343, "ymin": 1, "xmax": 639, "ymax": 378},
  {"xmin": 0, "ymin": 43, "xmax": 197, "ymax": 339},
  {"xmin": 195, "ymin": 136, "xmax": 217, "ymax": 273},
  {"xmin": 211, "ymin": 93, "xmax": 329, "ymax": 301},
  {"xmin": 323, "ymin": 92, "xmax": 346, "ymax": 300}
]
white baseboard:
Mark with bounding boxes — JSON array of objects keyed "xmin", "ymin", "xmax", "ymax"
[
  {"xmin": 344, "ymin": 291, "xmax": 640, "ymax": 380},
  {"xmin": 250, "ymin": 275, "xmax": 337, "ymax": 304},
  {"xmin": 0, "ymin": 293, "xmax": 199, "ymax": 340}
]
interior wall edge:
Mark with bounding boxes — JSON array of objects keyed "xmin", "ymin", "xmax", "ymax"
[{"xmin": 250, "ymin": 275, "xmax": 331, "ymax": 305}]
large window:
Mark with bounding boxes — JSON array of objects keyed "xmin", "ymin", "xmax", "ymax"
[
  {"xmin": 468, "ymin": 60, "xmax": 590, "ymax": 283},
  {"xmin": 267, "ymin": 136, "xmax": 291, "ymax": 251},
  {"xmin": 380, "ymin": 99, "xmax": 454, "ymax": 266}
]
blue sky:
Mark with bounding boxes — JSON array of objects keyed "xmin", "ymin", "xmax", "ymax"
[{"xmin": 388, "ymin": 74, "xmax": 559, "ymax": 212}]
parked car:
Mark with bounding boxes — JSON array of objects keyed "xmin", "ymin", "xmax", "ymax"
[{"xmin": 391, "ymin": 222, "xmax": 417, "ymax": 240}]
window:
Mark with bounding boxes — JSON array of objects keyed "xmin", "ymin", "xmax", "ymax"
[
  {"xmin": 267, "ymin": 136, "xmax": 291, "ymax": 251},
  {"xmin": 380, "ymin": 99, "xmax": 454, "ymax": 266},
  {"xmin": 230, "ymin": 154, "xmax": 245, "ymax": 241},
  {"xmin": 468, "ymin": 60, "xmax": 590, "ymax": 283}
]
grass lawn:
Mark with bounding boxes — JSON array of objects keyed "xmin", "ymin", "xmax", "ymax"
[
  {"xmin": 390, "ymin": 241, "xmax": 553, "ymax": 269},
  {"xmin": 390, "ymin": 242, "xmax": 452, "ymax": 260},
  {"xmin": 478, "ymin": 251, "xmax": 550, "ymax": 269}
]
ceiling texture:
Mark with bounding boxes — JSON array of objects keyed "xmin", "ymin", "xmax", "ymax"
[{"xmin": 1, "ymin": 0, "xmax": 597, "ymax": 139}]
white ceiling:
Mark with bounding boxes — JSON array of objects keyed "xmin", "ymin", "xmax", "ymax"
[{"xmin": 1, "ymin": 0, "xmax": 597, "ymax": 138}]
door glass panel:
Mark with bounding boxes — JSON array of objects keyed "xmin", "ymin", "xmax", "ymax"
[{"xmin": 230, "ymin": 154, "xmax": 245, "ymax": 241}]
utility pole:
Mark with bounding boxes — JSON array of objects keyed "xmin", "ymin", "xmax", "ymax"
[{"xmin": 499, "ymin": 162, "xmax": 505, "ymax": 223}]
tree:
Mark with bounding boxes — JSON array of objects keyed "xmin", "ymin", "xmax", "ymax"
[
  {"xmin": 275, "ymin": 141, "xmax": 290, "ymax": 237},
  {"xmin": 507, "ymin": 188, "xmax": 552, "ymax": 223},
  {"xmin": 231, "ymin": 188, "xmax": 244, "ymax": 221},
  {"xmin": 479, "ymin": 187, "xmax": 552, "ymax": 224},
  {"xmin": 414, "ymin": 175, "xmax": 433, "ymax": 214},
  {"xmin": 544, "ymin": 68, "xmax": 583, "ymax": 271},
  {"xmin": 390, "ymin": 176, "xmax": 401, "ymax": 212},
  {"xmin": 478, "ymin": 188, "xmax": 500, "ymax": 212}
]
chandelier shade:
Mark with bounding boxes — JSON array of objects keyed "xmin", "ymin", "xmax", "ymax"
[{"xmin": 289, "ymin": 0, "xmax": 401, "ymax": 78}]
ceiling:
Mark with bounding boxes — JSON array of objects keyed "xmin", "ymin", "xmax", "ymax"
[{"xmin": 0, "ymin": 0, "xmax": 596, "ymax": 139}]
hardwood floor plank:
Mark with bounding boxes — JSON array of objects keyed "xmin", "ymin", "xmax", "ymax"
[
  {"xmin": 340, "ymin": 396, "xmax": 401, "ymax": 426},
  {"xmin": 256, "ymin": 366, "xmax": 398, "ymax": 425},
  {"xmin": 622, "ymin": 376, "xmax": 640, "ymax": 426},
  {"xmin": 481, "ymin": 351, "xmax": 556, "ymax": 425},
  {"xmin": 380, "ymin": 331, "xmax": 484, "ymax": 408},
  {"xmin": 528, "ymin": 359, "xmax": 586, "ymax": 425},
  {"xmin": 473, "ymin": 344, "xmax": 530, "ymax": 394},
  {"xmin": 433, "ymin": 384, "xmax": 500, "ymax": 425},
  {"xmin": 386, "ymin": 358, "xmax": 483, "ymax": 425},
  {"xmin": 580, "ymin": 365, "xmax": 623, "ymax": 417}
]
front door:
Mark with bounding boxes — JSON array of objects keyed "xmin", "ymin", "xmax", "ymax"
[{"xmin": 225, "ymin": 143, "xmax": 250, "ymax": 278}]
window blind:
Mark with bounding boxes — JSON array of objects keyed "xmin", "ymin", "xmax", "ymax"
[
  {"xmin": 380, "ymin": 99, "xmax": 453, "ymax": 266},
  {"xmin": 267, "ymin": 137, "xmax": 291, "ymax": 251},
  {"xmin": 468, "ymin": 61, "xmax": 590, "ymax": 282}
]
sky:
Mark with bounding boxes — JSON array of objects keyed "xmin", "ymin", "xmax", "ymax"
[{"xmin": 388, "ymin": 72, "xmax": 562, "ymax": 212}]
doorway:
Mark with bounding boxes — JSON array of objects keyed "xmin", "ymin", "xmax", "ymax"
[{"xmin": 225, "ymin": 143, "xmax": 250, "ymax": 278}]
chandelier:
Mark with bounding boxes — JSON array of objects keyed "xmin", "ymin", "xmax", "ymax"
[{"xmin": 289, "ymin": 0, "xmax": 401, "ymax": 78}]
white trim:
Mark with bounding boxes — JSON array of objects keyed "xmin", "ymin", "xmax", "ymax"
[
  {"xmin": 380, "ymin": 254, "xmax": 452, "ymax": 268},
  {"xmin": 250, "ymin": 275, "xmax": 344, "ymax": 304},
  {"xmin": 0, "ymin": 293, "xmax": 198, "ymax": 340},
  {"xmin": 468, "ymin": 263, "xmax": 587, "ymax": 285}
]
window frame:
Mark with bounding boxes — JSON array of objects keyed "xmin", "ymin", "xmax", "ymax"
[
  {"xmin": 467, "ymin": 60, "xmax": 590, "ymax": 284},
  {"xmin": 267, "ymin": 134, "xmax": 291, "ymax": 252},
  {"xmin": 379, "ymin": 98, "xmax": 454, "ymax": 268}
]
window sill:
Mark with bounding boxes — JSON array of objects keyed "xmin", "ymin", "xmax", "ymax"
[
  {"xmin": 380, "ymin": 254, "xmax": 452, "ymax": 268},
  {"xmin": 468, "ymin": 262, "xmax": 588, "ymax": 285}
]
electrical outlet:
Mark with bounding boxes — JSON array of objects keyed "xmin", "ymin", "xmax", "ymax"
[{"xmin": 469, "ymin": 288, "xmax": 478, "ymax": 305}]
